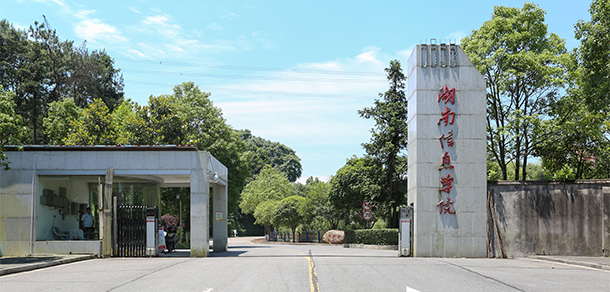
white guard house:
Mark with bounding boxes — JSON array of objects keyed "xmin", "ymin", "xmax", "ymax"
[{"xmin": 0, "ymin": 145, "xmax": 228, "ymax": 257}]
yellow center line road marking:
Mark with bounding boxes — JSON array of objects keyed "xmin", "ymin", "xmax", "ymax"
[
  {"xmin": 303, "ymin": 250, "xmax": 320, "ymax": 292},
  {"xmin": 306, "ymin": 256, "xmax": 320, "ymax": 292}
]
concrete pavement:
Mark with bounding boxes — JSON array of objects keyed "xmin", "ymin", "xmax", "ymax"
[{"xmin": 2, "ymin": 237, "xmax": 609, "ymax": 276}]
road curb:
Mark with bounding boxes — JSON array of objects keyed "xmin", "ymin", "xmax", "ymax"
[
  {"xmin": 343, "ymin": 244, "xmax": 398, "ymax": 250},
  {"xmin": 529, "ymin": 256, "xmax": 610, "ymax": 271},
  {"xmin": 0, "ymin": 255, "xmax": 95, "ymax": 277}
]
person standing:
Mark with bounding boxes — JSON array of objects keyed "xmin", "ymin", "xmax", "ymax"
[{"xmin": 81, "ymin": 207, "xmax": 95, "ymax": 239}]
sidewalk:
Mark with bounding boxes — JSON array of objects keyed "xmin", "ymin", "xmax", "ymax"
[
  {"xmin": 528, "ymin": 255, "xmax": 610, "ymax": 271},
  {"xmin": 0, "ymin": 254, "xmax": 94, "ymax": 276}
]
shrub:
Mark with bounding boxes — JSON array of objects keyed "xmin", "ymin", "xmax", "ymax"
[
  {"xmin": 344, "ymin": 229, "xmax": 398, "ymax": 245},
  {"xmin": 553, "ymin": 165, "xmax": 576, "ymax": 181}
]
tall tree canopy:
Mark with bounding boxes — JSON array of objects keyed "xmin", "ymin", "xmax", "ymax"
[
  {"xmin": 0, "ymin": 88, "xmax": 26, "ymax": 170},
  {"xmin": 575, "ymin": 0, "xmax": 610, "ymax": 112},
  {"xmin": 358, "ymin": 60, "xmax": 408, "ymax": 228},
  {"xmin": 461, "ymin": 3, "xmax": 570, "ymax": 180},
  {"xmin": 534, "ymin": 0, "xmax": 610, "ymax": 179},
  {"xmin": 239, "ymin": 129, "xmax": 302, "ymax": 183},
  {"xmin": 0, "ymin": 19, "xmax": 124, "ymax": 144}
]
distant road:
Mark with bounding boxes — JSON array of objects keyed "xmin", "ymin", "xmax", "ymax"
[{"xmin": 1, "ymin": 237, "xmax": 608, "ymax": 292}]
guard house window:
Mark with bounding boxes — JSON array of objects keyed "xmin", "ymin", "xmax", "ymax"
[
  {"xmin": 37, "ymin": 176, "xmax": 161, "ymax": 241},
  {"xmin": 38, "ymin": 176, "xmax": 101, "ymax": 241}
]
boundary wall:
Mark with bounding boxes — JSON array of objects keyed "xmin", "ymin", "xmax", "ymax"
[{"xmin": 488, "ymin": 180, "xmax": 610, "ymax": 257}]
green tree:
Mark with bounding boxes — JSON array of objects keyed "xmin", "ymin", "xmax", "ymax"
[
  {"xmin": 575, "ymin": 0, "xmax": 610, "ymax": 112},
  {"xmin": 67, "ymin": 48, "xmax": 124, "ymax": 110},
  {"xmin": 274, "ymin": 195, "xmax": 305, "ymax": 242},
  {"xmin": 110, "ymin": 99, "xmax": 150, "ymax": 145},
  {"xmin": 253, "ymin": 200, "xmax": 281, "ymax": 236},
  {"xmin": 358, "ymin": 59, "xmax": 408, "ymax": 228},
  {"xmin": 239, "ymin": 165, "xmax": 292, "ymax": 233},
  {"xmin": 535, "ymin": 96, "xmax": 610, "ymax": 179},
  {"xmin": 64, "ymin": 98, "xmax": 114, "ymax": 145},
  {"xmin": 461, "ymin": 3, "xmax": 571, "ymax": 181},
  {"xmin": 300, "ymin": 179, "xmax": 344, "ymax": 229},
  {"xmin": 329, "ymin": 156, "xmax": 382, "ymax": 222},
  {"xmin": 239, "ymin": 129, "xmax": 302, "ymax": 182},
  {"xmin": 0, "ymin": 88, "xmax": 26, "ymax": 170},
  {"xmin": 43, "ymin": 97, "xmax": 82, "ymax": 144},
  {"xmin": 145, "ymin": 94, "xmax": 188, "ymax": 144}
]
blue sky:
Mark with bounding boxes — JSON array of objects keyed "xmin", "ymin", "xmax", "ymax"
[{"xmin": 1, "ymin": 0, "xmax": 592, "ymax": 182}]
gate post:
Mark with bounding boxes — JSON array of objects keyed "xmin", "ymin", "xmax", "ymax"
[
  {"xmin": 102, "ymin": 169, "xmax": 114, "ymax": 257},
  {"xmin": 212, "ymin": 185, "xmax": 228, "ymax": 252}
]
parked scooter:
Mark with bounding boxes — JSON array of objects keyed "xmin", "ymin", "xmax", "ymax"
[{"xmin": 165, "ymin": 226, "xmax": 178, "ymax": 253}]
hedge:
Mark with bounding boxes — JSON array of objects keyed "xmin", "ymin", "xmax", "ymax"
[{"xmin": 344, "ymin": 229, "xmax": 398, "ymax": 245}]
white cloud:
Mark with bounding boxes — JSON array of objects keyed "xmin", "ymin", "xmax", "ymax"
[
  {"xmin": 144, "ymin": 15, "xmax": 170, "ymax": 25},
  {"xmin": 23, "ymin": 0, "xmax": 67, "ymax": 7},
  {"xmin": 251, "ymin": 31, "xmax": 274, "ymax": 49},
  {"xmin": 355, "ymin": 50, "xmax": 382, "ymax": 64},
  {"xmin": 74, "ymin": 9, "xmax": 95, "ymax": 19},
  {"xmin": 128, "ymin": 49, "xmax": 147, "ymax": 58},
  {"xmin": 74, "ymin": 19, "xmax": 127, "ymax": 43},
  {"xmin": 209, "ymin": 23, "xmax": 223, "ymax": 30},
  {"xmin": 221, "ymin": 9, "xmax": 239, "ymax": 20},
  {"xmin": 128, "ymin": 6, "xmax": 142, "ymax": 14}
]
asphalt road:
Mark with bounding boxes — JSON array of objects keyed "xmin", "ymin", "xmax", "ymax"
[{"xmin": 0, "ymin": 237, "xmax": 608, "ymax": 292}]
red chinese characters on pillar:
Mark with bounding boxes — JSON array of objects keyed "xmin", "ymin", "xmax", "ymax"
[
  {"xmin": 437, "ymin": 197, "xmax": 456, "ymax": 214},
  {"xmin": 439, "ymin": 174, "xmax": 454, "ymax": 193},
  {"xmin": 438, "ymin": 86, "xmax": 455, "ymax": 104},
  {"xmin": 437, "ymin": 86, "xmax": 457, "ymax": 215},
  {"xmin": 439, "ymin": 129, "xmax": 454, "ymax": 148},
  {"xmin": 440, "ymin": 151, "xmax": 454, "ymax": 170},
  {"xmin": 438, "ymin": 107, "xmax": 455, "ymax": 126}
]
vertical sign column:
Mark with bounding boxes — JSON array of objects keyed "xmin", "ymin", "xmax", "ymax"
[{"xmin": 407, "ymin": 43, "xmax": 487, "ymax": 257}]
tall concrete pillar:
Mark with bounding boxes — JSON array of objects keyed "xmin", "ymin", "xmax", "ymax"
[
  {"xmin": 190, "ymin": 153, "xmax": 209, "ymax": 257},
  {"xmin": 212, "ymin": 185, "xmax": 228, "ymax": 252},
  {"xmin": 407, "ymin": 43, "xmax": 487, "ymax": 257}
]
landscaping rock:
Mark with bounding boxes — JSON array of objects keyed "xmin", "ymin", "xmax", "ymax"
[{"xmin": 323, "ymin": 230, "xmax": 345, "ymax": 244}]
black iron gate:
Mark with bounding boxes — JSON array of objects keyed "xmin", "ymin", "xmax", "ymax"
[{"xmin": 113, "ymin": 205, "xmax": 148, "ymax": 257}]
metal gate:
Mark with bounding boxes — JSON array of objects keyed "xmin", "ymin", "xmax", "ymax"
[{"xmin": 113, "ymin": 205, "xmax": 148, "ymax": 257}]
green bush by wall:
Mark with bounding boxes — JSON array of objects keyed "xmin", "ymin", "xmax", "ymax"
[{"xmin": 344, "ymin": 229, "xmax": 398, "ymax": 245}]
